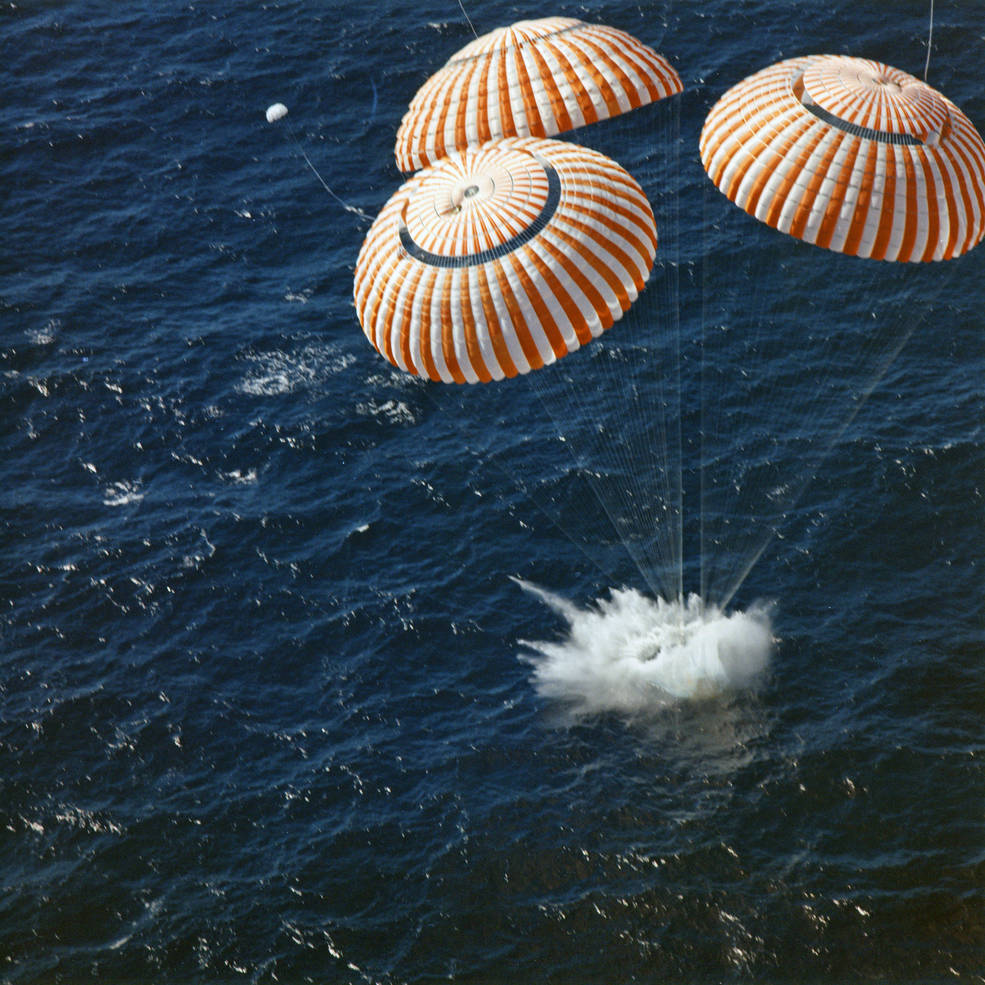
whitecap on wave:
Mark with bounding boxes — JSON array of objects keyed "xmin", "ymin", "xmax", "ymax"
[
  {"xmin": 102, "ymin": 480, "xmax": 144, "ymax": 507},
  {"xmin": 354, "ymin": 398, "xmax": 417, "ymax": 425},
  {"xmin": 237, "ymin": 344, "xmax": 355, "ymax": 396}
]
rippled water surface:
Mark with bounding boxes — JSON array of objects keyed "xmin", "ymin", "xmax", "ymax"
[{"xmin": 2, "ymin": 0, "xmax": 983, "ymax": 981}]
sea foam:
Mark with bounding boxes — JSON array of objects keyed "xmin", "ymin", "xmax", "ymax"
[{"xmin": 515, "ymin": 579, "xmax": 773, "ymax": 716}]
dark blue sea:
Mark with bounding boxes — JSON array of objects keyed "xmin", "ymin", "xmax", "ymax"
[{"xmin": 3, "ymin": 0, "xmax": 983, "ymax": 981}]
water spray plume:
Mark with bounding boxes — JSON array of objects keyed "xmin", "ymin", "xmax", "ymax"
[{"xmin": 514, "ymin": 578, "xmax": 773, "ymax": 718}]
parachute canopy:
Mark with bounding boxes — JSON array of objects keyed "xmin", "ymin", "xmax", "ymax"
[
  {"xmin": 700, "ymin": 55, "xmax": 985, "ymax": 262},
  {"xmin": 265, "ymin": 102, "xmax": 288, "ymax": 123},
  {"xmin": 354, "ymin": 136, "xmax": 658, "ymax": 383},
  {"xmin": 395, "ymin": 17, "xmax": 683, "ymax": 173}
]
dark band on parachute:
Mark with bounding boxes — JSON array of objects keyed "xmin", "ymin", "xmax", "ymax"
[
  {"xmin": 801, "ymin": 99, "xmax": 925, "ymax": 146},
  {"xmin": 398, "ymin": 159, "xmax": 562, "ymax": 269},
  {"xmin": 791, "ymin": 72, "xmax": 926, "ymax": 147}
]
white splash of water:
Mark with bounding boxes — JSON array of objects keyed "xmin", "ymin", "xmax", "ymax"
[{"xmin": 515, "ymin": 579, "xmax": 774, "ymax": 716}]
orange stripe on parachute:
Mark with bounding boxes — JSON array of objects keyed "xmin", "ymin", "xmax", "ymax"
[
  {"xmin": 438, "ymin": 272, "xmax": 466, "ymax": 384},
  {"xmin": 897, "ymin": 150, "xmax": 920, "ymax": 262},
  {"xmin": 916, "ymin": 151, "xmax": 942, "ymax": 263},
  {"xmin": 454, "ymin": 268, "xmax": 491, "ymax": 383},
  {"xmin": 527, "ymin": 42, "xmax": 573, "ymax": 134},
  {"xmin": 414, "ymin": 267, "xmax": 440, "ymax": 382},
  {"xmin": 868, "ymin": 146, "xmax": 896, "ymax": 261},
  {"xmin": 839, "ymin": 140, "xmax": 877, "ymax": 257},
  {"xmin": 505, "ymin": 253, "xmax": 568, "ymax": 364},
  {"xmin": 523, "ymin": 243, "xmax": 590, "ymax": 348},
  {"xmin": 815, "ymin": 136, "xmax": 861, "ymax": 252},
  {"xmin": 490, "ymin": 260, "xmax": 546, "ymax": 372},
  {"xmin": 475, "ymin": 264, "xmax": 521, "ymax": 378},
  {"xmin": 788, "ymin": 131, "xmax": 842, "ymax": 243},
  {"xmin": 549, "ymin": 45, "xmax": 599, "ymax": 127}
]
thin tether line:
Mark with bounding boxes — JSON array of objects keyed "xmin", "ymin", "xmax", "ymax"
[
  {"xmin": 457, "ymin": 0, "xmax": 479, "ymax": 41},
  {"xmin": 924, "ymin": 0, "xmax": 934, "ymax": 81}
]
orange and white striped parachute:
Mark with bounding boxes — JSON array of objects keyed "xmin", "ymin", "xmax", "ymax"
[
  {"xmin": 700, "ymin": 55, "xmax": 985, "ymax": 262},
  {"xmin": 354, "ymin": 136, "xmax": 657, "ymax": 384},
  {"xmin": 395, "ymin": 17, "xmax": 682, "ymax": 174}
]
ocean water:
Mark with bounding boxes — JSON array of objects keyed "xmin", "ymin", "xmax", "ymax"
[{"xmin": 2, "ymin": 0, "xmax": 983, "ymax": 982}]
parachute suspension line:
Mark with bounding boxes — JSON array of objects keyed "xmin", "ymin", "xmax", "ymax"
[
  {"xmin": 716, "ymin": 310, "xmax": 921, "ymax": 612},
  {"xmin": 924, "ymin": 0, "xmax": 934, "ymax": 82},
  {"xmin": 697, "ymin": 176, "xmax": 953, "ymax": 612},
  {"xmin": 478, "ymin": 428, "xmax": 630, "ymax": 590},
  {"xmin": 601, "ymin": 96, "xmax": 685, "ymax": 605},
  {"xmin": 546, "ymin": 305, "xmax": 669, "ymax": 599},
  {"xmin": 632, "ymin": 92, "xmax": 685, "ymax": 605},
  {"xmin": 455, "ymin": 0, "xmax": 480, "ymax": 41},
  {"xmin": 666, "ymin": 98, "xmax": 685, "ymax": 607},
  {"xmin": 264, "ymin": 104, "xmax": 372, "ymax": 222},
  {"xmin": 368, "ymin": 78, "xmax": 379, "ymax": 129},
  {"xmin": 524, "ymin": 96, "xmax": 685, "ymax": 604},
  {"xmin": 518, "ymin": 212, "xmax": 679, "ymax": 599},
  {"xmin": 409, "ymin": 381, "xmax": 628, "ymax": 592},
  {"xmin": 698, "ymin": 184, "xmax": 711, "ymax": 608},
  {"xmin": 523, "ymin": 352, "xmax": 670, "ymax": 602},
  {"xmin": 610, "ymin": 94, "xmax": 683, "ymax": 603},
  {"xmin": 627, "ymin": 93, "xmax": 684, "ymax": 605},
  {"xmin": 698, "ymin": 175, "xmax": 754, "ymax": 609}
]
